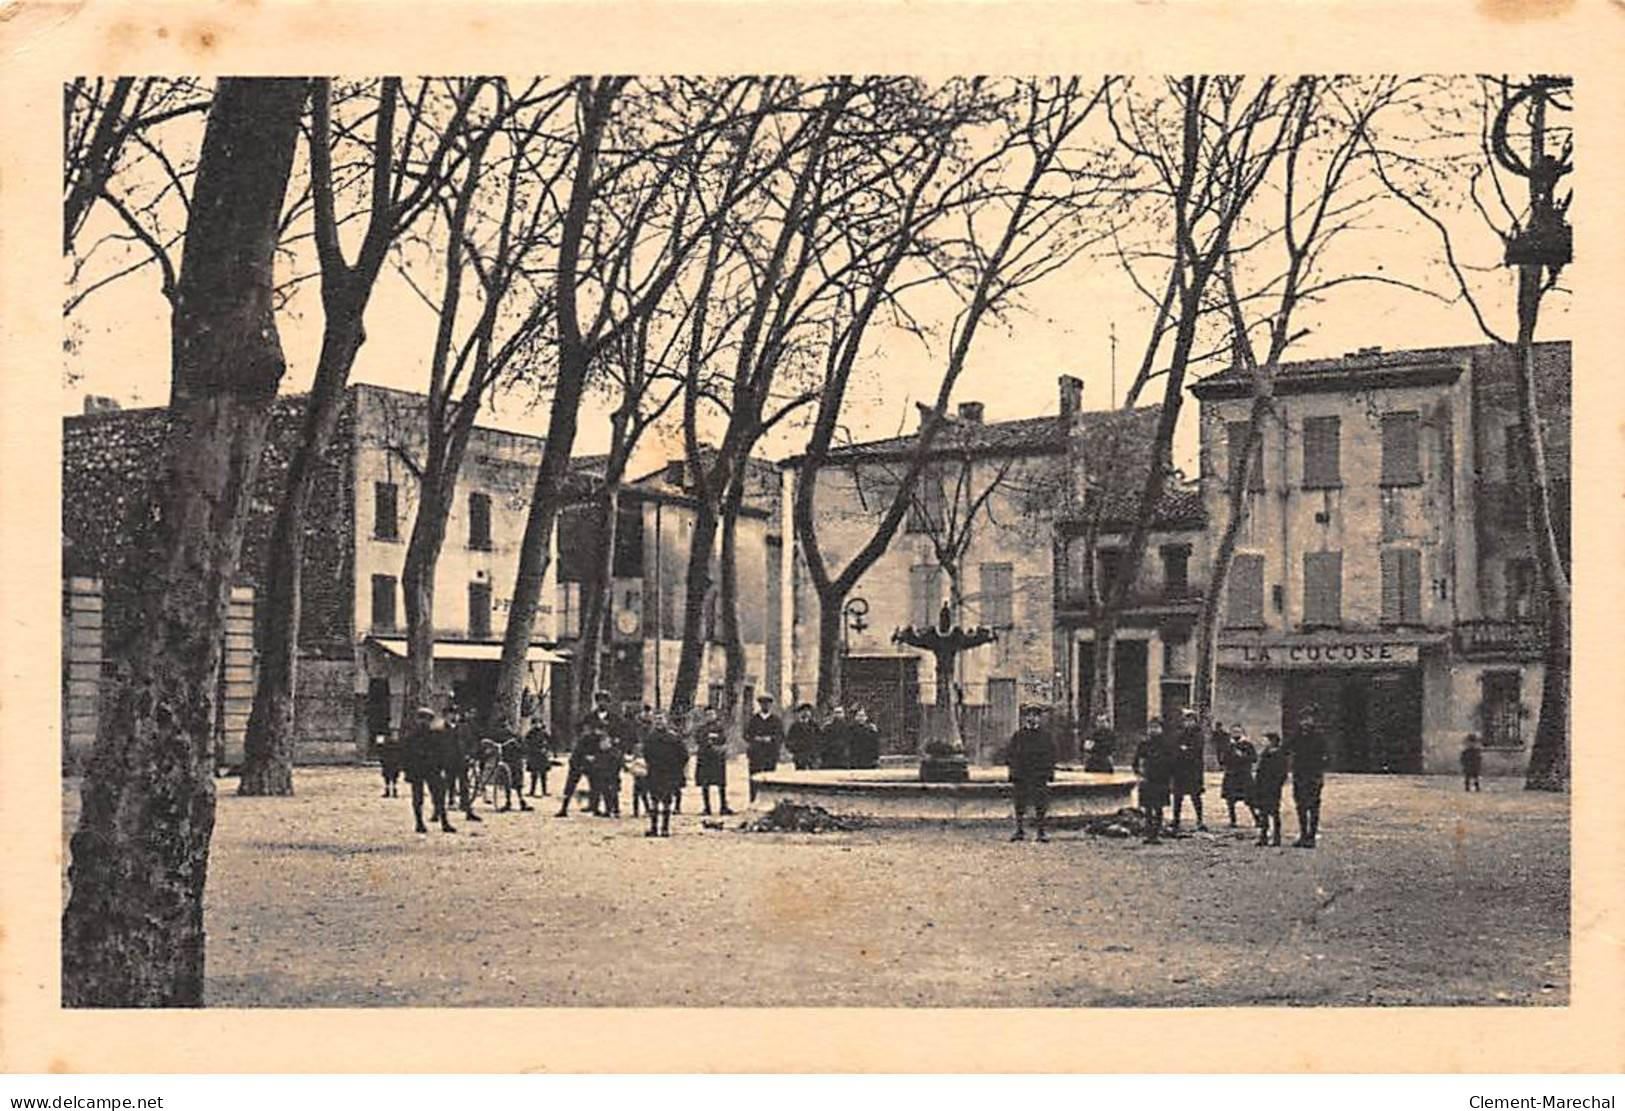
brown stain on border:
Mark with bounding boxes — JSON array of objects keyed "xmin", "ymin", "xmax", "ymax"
[{"xmin": 1475, "ymin": 0, "xmax": 1577, "ymax": 21}]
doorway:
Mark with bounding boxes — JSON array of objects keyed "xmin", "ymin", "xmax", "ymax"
[
  {"xmin": 1078, "ymin": 638, "xmax": 1149, "ymax": 735},
  {"xmin": 1282, "ymin": 669, "xmax": 1422, "ymax": 773}
]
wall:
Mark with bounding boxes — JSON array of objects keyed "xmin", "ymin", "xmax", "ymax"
[{"xmin": 784, "ymin": 450, "xmax": 1067, "ymax": 713}]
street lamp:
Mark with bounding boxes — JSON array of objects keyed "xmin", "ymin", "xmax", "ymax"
[{"xmin": 841, "ymin": 596, "xmax": 869, "ymax": 657}]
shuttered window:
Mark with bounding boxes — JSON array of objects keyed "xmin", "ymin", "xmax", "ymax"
[
  {"xmin": 374, "ymin": 482, "xmax": 399, "ymax": 540},
  {"xmin": 1302, "ymin": 416, "xmax": 1341, "ymax": 488},
  {"xmin": 979, "ymin": 562, "xmax": 1013, "ymax": 627},
  {"xmin": 371, "ymin": 574, "xmax": 397, "ymax": 631},
  {"xmin": 1226, "ymin": 553, "xmax": 1265, "ymax": 628},
  {"xmin": 1227, "ymin": 421, "xmax": 1265, "ymax": 492},
  {"xmin": 1096, "ymin": 547, "xmax": 1127, "ymax": 603},
  {"xmin": 1302, "ymin": 551, "xmax": 1343, "ymax": 627},
  {"xmin": 1381, "ymin": 412, "xmax": 1422, "ymax": 487},
  {"xmin": 468, "ymin": 581, "xmax": 492, "ymax": 640},
  {"xmin": 910, "ymin": 564, "xmax": 943, "ymax": 628},
  {"xmin": 906, "ymin": 465, "xmax": 947, "ymax": 533},
  {"xmin": 1380, "ymin": 548, "xmax": 1423, "ymax": 625},
  {"xmin": 1161, "ymin": 544, "xmax": 1190, "ymax": 598},
  {"xmin": 468, "ymin": 491, "xmax": 492, "ymax": 550}
]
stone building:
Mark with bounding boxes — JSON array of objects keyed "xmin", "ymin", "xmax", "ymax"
[
  {"xmin": 61, "ymin": 383, "xmax": 778, "ymax": 767},
  {"xmin": 1188, "ymin": 341, "xmax": 1569, "ymax": 775},
  {"xmin": 778, "ymin": 376, "xmax": 1184, "ymax": 759}
]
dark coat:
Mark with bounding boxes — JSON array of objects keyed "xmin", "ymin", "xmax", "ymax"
[
  {"xmin": 694, "ymin": 723, "xmax": 728, "ymax": 786},
  {"xmin": 819, "ymin": 721, "xmax": 852, "ymax": 770},
  {"xmin": 785, "ymin": 721, "xmax": 821, "ymax": 769},
  {"xmin": 848, "ymin": 722, "xmax": 881, "ymax": 769},
  {"xmin": 644, "ymin": 729, "xmax": 688, "ymax": 795},
  {"xmin": 1005, "ymin": 727, "xmax": 1057, "ymax": 784},
  {"xmin": 1173, "ymin": 722, "xmax": 1206, "ymax": 795},
  {"xmin": 1288, "ymin": 724, "xmax": 1328, "ymax": 782},
  {"xmin": 1251, "ymin": 746, "xmax": 1289, "ymax": 808},
  {"xmin": 1083, "ymin": 726, "xmax": 1116, "ymax": 772},
  {"xmin": 746, "ymin": 712, "xmax": 784, "ymax": 773},
  {"xmin": 1460, "ymin": 744, "xmax": 1483, "ymax": 774},
  {"xmin": 401, "ymin": 719, "xmax": 439, "ymax": 784},
  {"xmin": 524, "ymin": 725, "xmax": 552, "ymax": 769},
  {"xmin": 1220, "ymin": 739, "xmax": 1257, "ymax": 801},
  {"xmin": 1133, "ymin": 734, "xmax": 1173, "ymax": 808}
]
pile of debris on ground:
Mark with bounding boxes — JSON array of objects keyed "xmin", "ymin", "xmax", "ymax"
[
  {"xmin": 1079, "ymin": 807, "xmax": 1150, "ymax": 839},
  {"xmin": 739, "ymin": 800, "xmax": 864, "ymax": 833}
]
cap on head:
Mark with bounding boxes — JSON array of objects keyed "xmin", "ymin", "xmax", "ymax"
[
  {"xmin": 415, "ymin": 706, "xmax": 436, "ymax": 719},
  {"xmin": 758, "ymin": 695, "xmax": 774, "ymax": 706}
]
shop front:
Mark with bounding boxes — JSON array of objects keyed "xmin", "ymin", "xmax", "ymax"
[
  {"xmin": 359, "ymin": 637, "xmax": 566, "ymax": 753},
  {"xmin": 1216, "ymin": 632, "xmax": 1447, "ymax": 774}
]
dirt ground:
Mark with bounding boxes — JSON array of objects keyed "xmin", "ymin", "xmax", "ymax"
[{"xmin": 61, "ymin": 763, "xmax": 1568, "ymax": 1008}]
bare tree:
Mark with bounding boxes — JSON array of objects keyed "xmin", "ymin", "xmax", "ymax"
[
  {"xmin": 238, "ymin": 77, "xmax": 487, "ymax": 795},
  {"xmin": 1366, "ymin": 75, "xmax": 1571, "ymax": 790},
  {"xmin": 795, "ymin": 77, "xmax": 1113, "ymax": 710},
  {"xmin": 61, "ymin": 78, "xmax": 310, "ymax": 1007},
  {"xmin": 1082, "ymin": 76, "xmax": 1299, "ymax": 725},
  {"xmin": 1189, "ymin": 77, "xmax": 1434, "ymax": 740}
]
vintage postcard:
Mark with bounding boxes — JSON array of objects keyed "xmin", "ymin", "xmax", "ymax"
[{"xmin": 1, "ymin": 0, "xmax": 1622, "ymax": 1075}]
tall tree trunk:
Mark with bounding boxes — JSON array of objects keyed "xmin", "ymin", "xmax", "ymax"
[
  {"xmin": 492, "ymin": 79, "xmax": 621, "ymax": 737},
  {"xmin": 719, "ymin": 481, "xmax": 747, "ymax": 736},
  {"xmin": 574, "ymin": 485, "xmax": 620, "ymax": 720},
  {"xmin": 238, "ymin": 313, "xmax": 363, "ymax": 795},
  {"xmin": 1514, "ymin": 267, "xmax": 1571, "ymax": 790},
  {"xmin": 813, "ymin": 586, "xmax": 845, "ymax": 711},
  {"xmin": 1192, "ymin": 392, "xmax": 1270, "ymax": 736},
  {"xmin": 670, "ymin": 499, "xmax": 721, "ymax": 716},
  {"xmin": 61, "ymin": 77, "xmax": 308, "ymax": 1008}
]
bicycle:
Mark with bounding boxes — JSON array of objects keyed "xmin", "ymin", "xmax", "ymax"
[{"xmin": 472, "ymin": 736, "xmax": 531, "ymax": 812}]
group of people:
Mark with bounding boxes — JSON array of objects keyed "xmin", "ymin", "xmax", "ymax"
[
  {"xmin": 1131, "ymin": 706, "xmax": 1326, "ymax": 848},
  {"xmin": 780, "ymin": 702, "xmax": 884, "ymax": 772},
  {"xmin": 387, "ymin": 690, "xmax": 885, "ymax": 838}
]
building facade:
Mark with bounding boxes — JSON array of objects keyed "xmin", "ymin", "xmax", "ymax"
[
  {"xmin": 1189, "ymin": 341, "xmax": 1569, "ymax": 775},
  {"xmin": 779, "ymin": 376, "xmax": 1186, "ymax": 760},
  {"xmin": 62, "ymin": 384, "xmax": 777, "ymax": 767}
]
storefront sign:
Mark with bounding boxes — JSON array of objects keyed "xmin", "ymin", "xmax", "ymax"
[{"xmin": 1220, "ymin": 641, "xmax": 1420, "ymax": 668}]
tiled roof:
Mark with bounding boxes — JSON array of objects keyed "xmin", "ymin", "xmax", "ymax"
[{"xmin": 806, "ymin": 412, "xmax": 1067, "ymax": 464}]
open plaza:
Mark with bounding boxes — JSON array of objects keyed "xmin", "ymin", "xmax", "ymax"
[{"xmin": 61, "ymin": 763, "xmax": 1568, "ymax": 1009}]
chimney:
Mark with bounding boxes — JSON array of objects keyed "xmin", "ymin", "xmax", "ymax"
[
  {"xmin": 83, "ymin": 395, "xmax": 120, "ymax": 414},
  {"xmin": 662, "ymin": 459, "xmax": 686, "ymax": 488},
  {"xmin": 957, "ymin": 401, "xmax": 985, "ymax": 425},
  {"xmin": 1058, "ymin": 375, "xmax": 1083, "ymax": 419}
]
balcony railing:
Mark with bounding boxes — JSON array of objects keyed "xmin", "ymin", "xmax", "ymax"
[{"xmin": 1455, "ymin": 618, "xmax": 1544, "ymax": 657}]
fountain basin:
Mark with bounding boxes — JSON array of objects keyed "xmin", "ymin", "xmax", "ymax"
[{"xmin": 751, "ymin": 766, "xmax": 1138, "ymax": 822}]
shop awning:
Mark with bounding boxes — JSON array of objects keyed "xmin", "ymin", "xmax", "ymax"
[{"xmin": 365, "ymin": 636, "xmax": 568, "ymax": 664}]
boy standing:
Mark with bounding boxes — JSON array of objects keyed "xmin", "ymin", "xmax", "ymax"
[
  {"xmin": 1133, "ymin": 717, "xmax": 1173, "ymax": 844},
  {"xmin": 1005, "ymin": 703, "xmax": 1057, "ymax": 842},
  {"xmin": 1460, "ymin": 733, "xmax": 1484, "ymax": 792},
  {"xmin": 785, "ymin": 703, "xmax": 821, "ymax": 770},
  {"xmin": 1251, "ymin": 732, "xmax": 1288, "ymax": 847}
]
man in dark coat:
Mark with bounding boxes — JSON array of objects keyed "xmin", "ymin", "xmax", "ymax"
[
  {"xmin": 524, "ymin": 719, "xmax": 553, "ymax": 797},
  {"xmin": 848, "ymin": 706, "xmax": 882, "ymax": 770},
  {"xmin": 1005, "ymin": 703, "xmax": 1057, "ymax": 842},
  {"xmin": 642, "ymin": 712, "xmax": 687, "ymax": 837},
  {"xmin": 446, "ymin": 704, "xmax": 483, "ymax": 825},
  {"xmin": 819, "ymin": 705, "xmax": 852, "ymax": 770},
  {"xmin": 1219, "ymin": 725, "xmax": 1258, "ymax": 828},
  {"xmin": 1083, "ymin": 712, "xmax": 1116, "ymax": 773},
  {"xmin": 402, "ymin": 706, "xmax": 454, "ymax": 834},
  {"xmin": 1132, "ymin": 717, "xmax": 1173, "ymax": 844},
  {"xmin": 1251, "ymin": 732, "xmax": 1289, "ymax": 847},
  {"xmin": 745, "ymin": 694, "xmax": 784, "ymax": 801},
  {"xmin": 1171, "ymin": 707, "xmax": 1207, "ymax": 832},
  {"xmin": 555, "ymin": 691, "xmax": 612, "ymax": 817},
  {"xmin": 1287, "ymin": 708, "xmax": 1327, "ymax": 848},
  {"xmin": 785, "ymin": 703, "xmax": 821, "ymax": 770},
  {"xmin": 693, "ymin": 706, "xmax": 733, "ymax": 816},
  {"xmin": 1209, "ymin": 719, "xmax": 1230, "ymax": 770}
]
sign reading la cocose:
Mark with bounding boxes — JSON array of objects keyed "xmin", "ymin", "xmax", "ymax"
[{"xmin": 1219, "ymin": 641, "xmax": 1421, "ymax": 668}]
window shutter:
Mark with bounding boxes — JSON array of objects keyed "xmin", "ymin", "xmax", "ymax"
[
  {"xmin": 1399, "ymin": 548, "xmax": 1423, "ymax": 623},
  {"xmin": 979, "ymin": 562, "xmax": 1013, "ymax": 626},
  {"xmin": 1227, "ymin": 421, "xmax": 1265, "ymax": 492},
  {"xmin": 468, "ymin": 581, "xmax": 491, "ymax": 639},
  {"xmin": 1303, "ymin": 551, "xmax": 1342, "ymax": 626},
  {"xmin": 1302, "ymin": 416, "xmax": 1341, "ymax": 488},
  {"xmin": 1226, "ymin": 554, "xmax": 1265, "ymax": 627},
  {"xmin": 1380, "ymin": 551, "xmax": 1400, "ymax": 624},
  {"xmin": 1381, "ymin": 412, "xmax": 1421, "ymax": 486},
  {"xmin": 910, "ymin": 564, "xmax": 942, "ymax": 628},
  {"xmin": 468, "ymin": 491, "xmax": 492, "ymax": 550},
  {"xmin": 1161, "ymin": 545, "xmax": 1190, "ymax": 597},
  {"xmin": 371, "ymin": 574, "xmax": 396, "ymax": 631},
  {"xmin": 374, "ymin": 482, "xmax": 398, "ymax": 539}
]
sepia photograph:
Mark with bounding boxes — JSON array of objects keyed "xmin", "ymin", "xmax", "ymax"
[
  {"xmin": 2, "ymin": 0, "xmax": 1622, "ymax": 1082},
  {"xmin": 53, "ymin": 69, "xmax": 1573, "ymax": 1011}
]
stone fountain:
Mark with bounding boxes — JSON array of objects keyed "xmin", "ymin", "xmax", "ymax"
[{"xmin": 893, "ymin": 602, "xmax": 999, "ymax": 783}]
